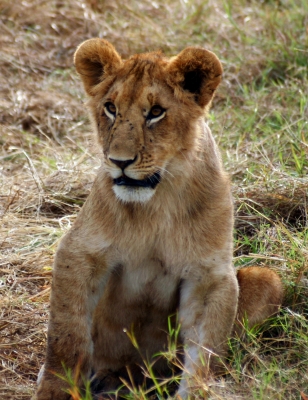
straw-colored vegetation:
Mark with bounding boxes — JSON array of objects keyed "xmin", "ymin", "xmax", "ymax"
[{"xmin": 0, "ymin": 0, "xmax": 307, "ymax": 399}]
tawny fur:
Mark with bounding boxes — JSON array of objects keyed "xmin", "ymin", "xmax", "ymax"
[
  {"xmin": 235, "ymin": 266, "xmax": 283, "ymax": 334},
  {"xmin": 35, "ymin": 39, "xmax": 283, "ymax": 400}
]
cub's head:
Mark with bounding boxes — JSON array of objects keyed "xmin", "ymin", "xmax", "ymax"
[{"xmin": 74, "ymin": 39, "xmax": 222, "ymax": 203}]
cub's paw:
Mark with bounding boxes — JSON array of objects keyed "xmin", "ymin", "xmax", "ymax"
[{"xmin": 35, "ymin": 378, "xmax": 71, "ymax": 400}]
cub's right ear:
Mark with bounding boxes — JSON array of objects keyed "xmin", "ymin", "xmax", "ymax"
[{"xmin": 74, "ymin": 38, "xmax": 123, "ymax": 96}]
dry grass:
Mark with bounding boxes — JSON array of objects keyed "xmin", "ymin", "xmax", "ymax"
[{"xmin": 0, "ymin": 0, "xmax": 307, "ymax": 399}]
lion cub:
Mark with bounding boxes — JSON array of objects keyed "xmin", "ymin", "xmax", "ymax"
[{"xmin": 35, "ymin": 39, "xmax": 283, "ymax": 399}]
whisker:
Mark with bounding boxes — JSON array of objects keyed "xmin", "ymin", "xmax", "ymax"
[{"xmin": 155, "ymin": 165, "xmax": 175, "ymax": 179}]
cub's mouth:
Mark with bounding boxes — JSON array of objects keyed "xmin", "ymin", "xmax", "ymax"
[{"xmin": 113, "ymin": 172, "xmax": 161, "ymax": 189}]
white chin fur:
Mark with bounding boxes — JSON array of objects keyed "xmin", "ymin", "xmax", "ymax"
[{"xmin": 113, "ymin": 185, "xmax": 155, "ymax": 203}]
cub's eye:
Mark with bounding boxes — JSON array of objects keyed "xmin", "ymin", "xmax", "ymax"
[
  {"xmin": 104, "ymin": 102, "xmax": 117, "ymax": 117},
  {"xmin": 147, "ymin": 105, "xmax": 166, "ymax": 121}
]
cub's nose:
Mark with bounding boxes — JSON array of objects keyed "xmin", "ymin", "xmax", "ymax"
[{"xmin": 109, "ymin": 156, "xmax": 137, "ymax": 171}]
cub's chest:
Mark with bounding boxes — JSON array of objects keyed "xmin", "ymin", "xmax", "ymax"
[{"xmin": 109, "ymin": 258, "xmax": 180, "ymax": 310}]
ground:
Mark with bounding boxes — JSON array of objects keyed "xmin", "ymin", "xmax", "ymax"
[{"xmin": 0, "ymin": 0, "xmax": 307, "ymax": 399}]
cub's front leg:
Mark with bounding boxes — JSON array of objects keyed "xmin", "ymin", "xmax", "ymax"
[
  {"xmin": 178, "ymin": 264, "xmax": 238, "ymax": 398},
  {"xmin": 36, "ymin": 234, "xmax": 107, "ymax": 400}
]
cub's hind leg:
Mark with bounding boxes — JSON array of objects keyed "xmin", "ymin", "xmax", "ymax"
[{"xmin": 235, "ymin": 266, "xmax": 283, "ymax": 334}]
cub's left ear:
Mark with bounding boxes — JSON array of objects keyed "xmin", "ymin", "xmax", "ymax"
[{"xmin": 166, "ymin": 47, "xmax": 223, "ymax": 108}]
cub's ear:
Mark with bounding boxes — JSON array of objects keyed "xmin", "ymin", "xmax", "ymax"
[
  {"xmin": 167, "ymin": 47, "xmax": 222, "ymax": 108},
  {"xmin": 74, "ymin": 38, "xmax": 123, "ymax": 96}
]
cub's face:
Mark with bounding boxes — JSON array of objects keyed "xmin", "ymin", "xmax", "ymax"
[
  {"xmin": 74, "ymin": 40, "xmax": 223, "ymax": 203},
  {"xmin": 96, "ymin": 64, "xmax": 196, "ymax": 203}
]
